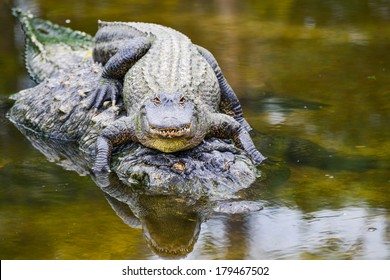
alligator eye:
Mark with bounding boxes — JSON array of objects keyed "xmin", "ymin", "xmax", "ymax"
[
  {"xmin": 179, "ymin": 96, "xmax": 185, "ymax": 105},
  {"xmin": 153, "ymin": 96, "xmax": 161, "ymax": 105}
]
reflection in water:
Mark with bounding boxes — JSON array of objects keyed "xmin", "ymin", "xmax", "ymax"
[
  {"xmin": 96, "ymin": 173, "xmax": 204, "ymax": 258},
  {"xmin": 12, "ymin": 124, "xmax": 204, "ymax": 258},
  {"xmin": 247, "ymin": 206, "xmax": 389, "ymax": 259},
  {"xmin": 10, "ymin": 124, "xmax": 268, "ymax": 258}
]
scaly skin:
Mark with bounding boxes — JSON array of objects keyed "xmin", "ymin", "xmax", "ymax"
[{"xmin": 89, "ymin": 21, "xmax": 265, "ymax": 172}]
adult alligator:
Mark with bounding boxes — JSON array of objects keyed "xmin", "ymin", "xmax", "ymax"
[
  {"xmin": 8, "ymin": 9, "xmax": 264, "ymax": 197},
  {"xmin": 88, "ymin": 20, "xmax": 265, "ymax": 172}
]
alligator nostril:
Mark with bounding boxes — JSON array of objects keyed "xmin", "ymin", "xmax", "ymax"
[
  {"xmin": 153, "ymin": 96, "xmax": 161, "ymax": 105},
  {"xmin": 163, "ymin": 116, "xmax": 177, "ymax": 121}
]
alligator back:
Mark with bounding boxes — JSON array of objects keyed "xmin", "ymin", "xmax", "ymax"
[{"xmin": 97, "ymin": 22, "xmax": 221, "ymax": 112}]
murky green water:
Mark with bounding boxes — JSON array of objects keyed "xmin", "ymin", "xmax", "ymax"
[{"xmin": 1, "ymin": 0, "xmax": 390, "ymax": 259}]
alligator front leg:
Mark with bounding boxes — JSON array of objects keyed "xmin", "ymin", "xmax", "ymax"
[
  {"xmin": 93, "ymin": 116, "xmax": 138, "ymax": 173},
  {"xmin": 87, "ymin": 37, "xmax": 152, "ymax": 110},
  {"xmin": 196, "ymin": 45, "xmax": 252, "ymax": 132},
  {"xmin": 207, "ymin": 113, "xmax": 266, "ymax": 165}
]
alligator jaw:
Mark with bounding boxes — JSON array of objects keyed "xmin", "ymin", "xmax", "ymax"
[{"xmin": 149, "ymin": 125, "xmax": 190, "ymax": 138}]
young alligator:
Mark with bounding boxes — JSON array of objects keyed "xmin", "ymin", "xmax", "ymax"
[{"xmin": 89, "ymin": 21, "xmax": 265, "ymax": 172}]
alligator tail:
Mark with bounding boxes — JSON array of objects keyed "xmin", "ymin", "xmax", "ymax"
[{"xmin": 12, "ymin": 8, "xmax": 94, "ymax": 83}]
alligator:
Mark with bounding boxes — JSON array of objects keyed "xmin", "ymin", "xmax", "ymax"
[
  {"xmin": 8, "ymin": 9, "xmax": 263, "ymax": 197},
  {"xmin": 88, "ymin": 21, "xmax": 265, "ymax": 172}
]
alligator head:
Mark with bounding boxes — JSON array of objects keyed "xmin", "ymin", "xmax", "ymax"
[{"xmin": 137, "ymin": 92, "xmax": 206, "ymax": 153}]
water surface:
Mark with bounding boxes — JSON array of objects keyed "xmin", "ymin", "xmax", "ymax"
[{"xmin": 0, "ymin": 0, "xmax": 390, "ymax": 259}]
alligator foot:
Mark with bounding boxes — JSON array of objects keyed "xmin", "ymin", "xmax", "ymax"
[
  {"xmin": 207, "ymin": 113, "xmax": 266, "ymax": 165},
  {"xmin": 91, "ymin": 153, "xmax": 112, "ymax": 173},
  {"xmin": 86, "ymin": 78, "xmax": 122, "ymax": 110}
]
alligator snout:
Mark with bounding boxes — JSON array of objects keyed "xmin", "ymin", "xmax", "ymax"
[{"xmin": 143, "ymin": 93, "xmax": 195, "ymax": 139}]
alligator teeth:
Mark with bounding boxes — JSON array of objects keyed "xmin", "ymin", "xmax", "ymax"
[{"xmin": 150, "ymin": 126, "xmax": 190, "ymax": 138}]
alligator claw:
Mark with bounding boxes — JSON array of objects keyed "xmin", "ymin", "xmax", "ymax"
[{"xmin": 87, "ymin": 78, "xmax": 122, "ymax": 110}]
